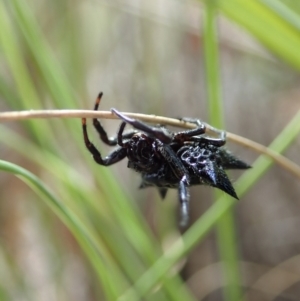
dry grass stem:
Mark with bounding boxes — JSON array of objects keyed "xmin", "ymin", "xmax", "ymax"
[{"xmin": 0, "ymin": 109, "xmax": 300, "ymax": 180}]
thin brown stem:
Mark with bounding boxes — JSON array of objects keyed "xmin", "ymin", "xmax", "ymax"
[{"xmin": 0, "ymin": 109, "xmax": 300, "ymax": 180}]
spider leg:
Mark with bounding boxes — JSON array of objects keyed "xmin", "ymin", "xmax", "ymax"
[
  {"xmin": 156, "ymin": 141, "xmax": 190, "ymax": 184},
  {"xmin": 179, "ymin": 117, "xmax": 226, "ymax": 146},
  {"xmin": 155, "ymin": 140, "xmax": 191, "ymax": 225},
  {"xmin": 93, "ymin": 93, "xmax": 137, "ymax": 146},
  {"xmin": 179, "ymin": 177, "xmax": 190, "ymax": 227},
  {"xmin": 173, "ymin": 122, "xmax": 206, "ymax": 143},
  {"xmin": 82, "ymin": 118, "xmax": 127, "ymax": 165},
  {"xmin": 111, "ymin": 108, "xmax": 173, "ymax": 143},
  {"xmin": 116, "ymin": 122, "xmax": 127, "ymax": 146}
]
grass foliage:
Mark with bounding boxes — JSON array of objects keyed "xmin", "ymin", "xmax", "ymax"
[{"xmin": 0, "ymin": 0, "xmax": 300, "ymax": 300}]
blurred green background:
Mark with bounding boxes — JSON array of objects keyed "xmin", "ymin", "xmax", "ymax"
[{"xmin": 1, "ymin": 0, "xmax": 300, "ymax": 300}]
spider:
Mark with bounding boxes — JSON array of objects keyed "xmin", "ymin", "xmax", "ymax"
[{"xmin": 82, "ymin": 92, "xmax": 250, "ymax": 226}]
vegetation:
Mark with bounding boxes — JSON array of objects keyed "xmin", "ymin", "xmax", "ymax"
[{"xmin": 1, "ymin": 0, "xmax": 300, "ymax": 300}]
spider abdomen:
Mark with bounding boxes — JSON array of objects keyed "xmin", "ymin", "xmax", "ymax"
[{"xmin": 180, "ymin": 145, "xmax": 220, "ymax": 171}]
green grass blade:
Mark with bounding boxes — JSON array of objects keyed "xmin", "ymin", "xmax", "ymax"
[
  {"xmin": 8, "ymin": 0, "xmax": 76, "ymax": 109},
  {"xmin": 0, "ymin": 160, "xmax": 129, "ymax": 300},
  {"xmin": 203, "ymin": 2, "xmax": 242, "ymax": 300},
  {"xmin": 214, "ymin": 0, "xmax": 300, "ymax": 69},
  {"xmin": 203, "ymin": 2, "xmax": 223, "ymax": 127},
  {"xmin": 0, "ymin": 2, "xmax": 53, "ymax": 146},
  {"xmin": 260, "ymin": 0, "xmax": 300, "ymax": 31}
]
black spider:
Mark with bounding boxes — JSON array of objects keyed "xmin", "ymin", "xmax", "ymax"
[{"xmin": 82, "ymin": 93, "xmax": 250, "ymax": 226}]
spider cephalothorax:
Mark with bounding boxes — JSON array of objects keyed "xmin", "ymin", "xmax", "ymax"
[{"xmin": 82, "ymin": 93, "xmax": 250, "ymax": 226}]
